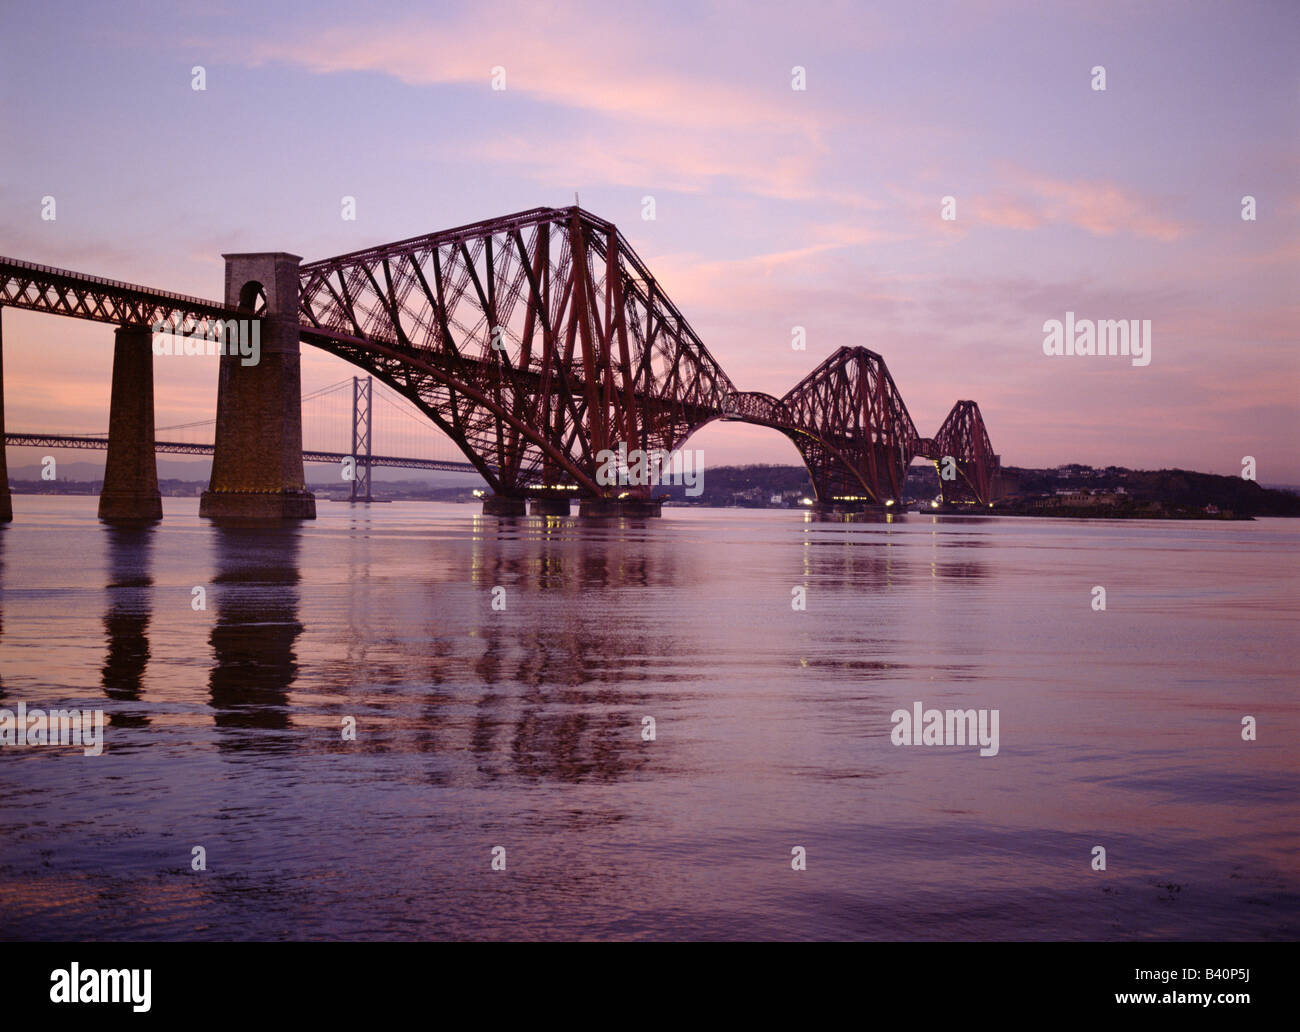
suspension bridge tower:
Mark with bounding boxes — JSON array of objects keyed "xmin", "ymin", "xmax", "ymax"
[{"xmin": 350, "ymin": 376, "xmax": 373, "ymax": 504}]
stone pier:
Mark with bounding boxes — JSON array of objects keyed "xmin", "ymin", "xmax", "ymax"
[
  {"xmin": 810, "ymin": 500, "xmax": 894, "ymax": 521},
  {"xmin": 481, "ymin": 495, "xmax": 526, "ymax": 516},
  {"xmin": 577, "ymin": 496, "xmax": 663, "ymax": 518},
  {"xmin": 98, "ymin": 325, "xmax": 163, "ymax": 522},
  {"xmin": 528, "ymin": 495, "xmax": 572, "ymax": 516},
  {"xmin": 199, "ymin": 253, "xmax": 315, "ymax": 521}
]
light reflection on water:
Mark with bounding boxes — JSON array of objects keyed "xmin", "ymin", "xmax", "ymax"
[{"xmin": 0, "ymin": 497, "xmax": 1296, "ymax": 940}]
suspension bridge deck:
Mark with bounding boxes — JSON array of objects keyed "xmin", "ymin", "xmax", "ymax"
[{"xmin": 3, "ymin": 433, "xmax": 481, "ymax": 475}]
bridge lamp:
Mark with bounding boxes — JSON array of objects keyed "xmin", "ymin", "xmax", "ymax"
[
  {"xmin": 799, "ymin": 497, "xmax": 813, "ymax": 506},
  {"xmin": 931, "ymin": 501, "xmax": 940, "ymax": 509},
  {"xmin": 472, "ymin": 489, "xmax": 485, "ymax": 498},
  {"xmin": 885, "ymin": 499, "xmax": 895, "ymax": 507}
]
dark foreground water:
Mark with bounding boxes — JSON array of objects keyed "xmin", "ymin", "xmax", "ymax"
[{"xmin": 0, "ymin": 496, "xmax": 1296, "ymax": 940}]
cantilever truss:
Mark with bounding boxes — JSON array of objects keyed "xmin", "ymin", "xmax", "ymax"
[
  {"xmin": 722, "ymin": 352, "xmax": 999, "ymax": 505},
  {"xmin": 929, "ymin": 400, "xmax": 1000, "ymax": 505},
  {"xmin": 297, "ymin": 206, "xmax": 735, "ymax": 497},
  {"xmin": 778, "ymin": 346, "xmax": 920, "ymax": 504},
  {"xmin": 1, "ymin": 208, "xmax": 1002, "ymax": 508}
]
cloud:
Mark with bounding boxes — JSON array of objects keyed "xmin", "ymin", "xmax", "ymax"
[
  {"xmin": 966, "ymin": 193, "xmax": 1044, "ymax": 231},
  {"xmin": 243, "ymin": 5, "xmax": 905, "ymax": 208},
  {"xmin": 468, "ymin": 126, "xmax": 838, "ymax": 205},
  {"xmin": 1015, "ymin": 172, "xmax": 1187, "ymax": 241},
  {"xmin": 891, "ymin": 172, "xmax": 1189, "ymax": 240},
  {"xmin": 249, "ymin": 6, "xmax": 827, "ymax": 134}
]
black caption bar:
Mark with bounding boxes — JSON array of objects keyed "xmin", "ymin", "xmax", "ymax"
[{"xmin": 2, "ymin": 942, "xmax": 1279, "ymax": 1020}]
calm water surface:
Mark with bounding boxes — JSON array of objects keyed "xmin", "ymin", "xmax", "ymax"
[{"xmin": 1, "ymin": 497, "xmax": 1297, "ymax": 940}]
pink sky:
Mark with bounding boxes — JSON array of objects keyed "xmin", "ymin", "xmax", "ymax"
[{"xmin": 1, "ymin": 0, "xmax": 1296, "ymax": 480}]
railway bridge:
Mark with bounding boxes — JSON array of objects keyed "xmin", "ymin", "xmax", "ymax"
[{"xmin": 0, "ymin": 206, "xmax": 1000, "ymax": 522}]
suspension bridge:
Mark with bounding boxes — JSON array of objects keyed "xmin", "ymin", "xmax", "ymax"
[
  {"xmin": 3, "ymin": 375, "xmax": 481, "ymax": 502},
  {"xmin": 0, "ymin": 205, "xmax": 1002, "ymax": 523}
]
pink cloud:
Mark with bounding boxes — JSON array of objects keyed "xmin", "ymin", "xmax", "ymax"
[
  {"xmin": 249, "ymin": 7, "xmax": 833, "ymax": 135},
  {"xmin": 967, "ymin": 193, "xmax": 1044, "ymax": 231},
  {"xmin": 1019, "ymin": 173, "xmax": 1187, "ymax": 241},
  {"xmin": 244, "ymin": 6, "xmax": 912, "ymax": 210},
  {"xmin": 468, "ymin": 127, "xmax": 841, "ymax": 205}
]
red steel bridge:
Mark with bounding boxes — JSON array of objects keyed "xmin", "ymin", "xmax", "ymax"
[{"xmin": 0, "ymin": 206, "xmax": 1000, "ymax": 521}]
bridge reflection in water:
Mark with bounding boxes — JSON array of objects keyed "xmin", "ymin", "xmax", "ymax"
[
  {"xmin": 207, "ymin": 526, "xmax": 303, "ymax": 750},
  {"xmin": 101, "ymin": 525, "xmax": 154, "ymax": 730}
]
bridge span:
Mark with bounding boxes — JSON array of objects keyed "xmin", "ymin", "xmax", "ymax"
[
  {"xmin": 3, "ymin": 432, "xmax": 483, "ymax": 481},
  {"xmin": 0, "ymin": 206, "xmax": 1001, "ymax": 522}
]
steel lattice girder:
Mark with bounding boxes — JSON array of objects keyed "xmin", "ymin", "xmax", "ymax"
[
  {"xmin": 297, "ymin": 206, "xmax": 735, "ymax": 498},
  {"xmin": 0, "ymin": 255, "xmax": 235, "ymax": 328},
  {"xmin": 932, "ymin": 400, "xmax": 999, "ymax": 505},
  {"xmin": 1, "ymin": 211, "xmax": 1003, "ymax": 506},
  {"xmin": 775, "ymin": 346, "xmax": 920, "ymax": 503}
]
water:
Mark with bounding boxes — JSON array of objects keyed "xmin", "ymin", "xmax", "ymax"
[{"xmin": 1, "ymin": 497, "xmax": 1296, "ymax": 940}]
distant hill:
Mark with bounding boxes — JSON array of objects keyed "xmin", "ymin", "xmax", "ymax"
[
  {"xmin": 8, "ymin": 454, "xmax": 1298, "ymax": 517},
  {"xmin": 1001, "ymin": 466, "xmax": 1300, "ymax": 517},
  {"xmin": 8, "ymin": 457, "xmax": 210, "ymax": 482},
  {"xmin": 652, "ymin": 462, "xmax": 1300, "ymax": 517}
]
